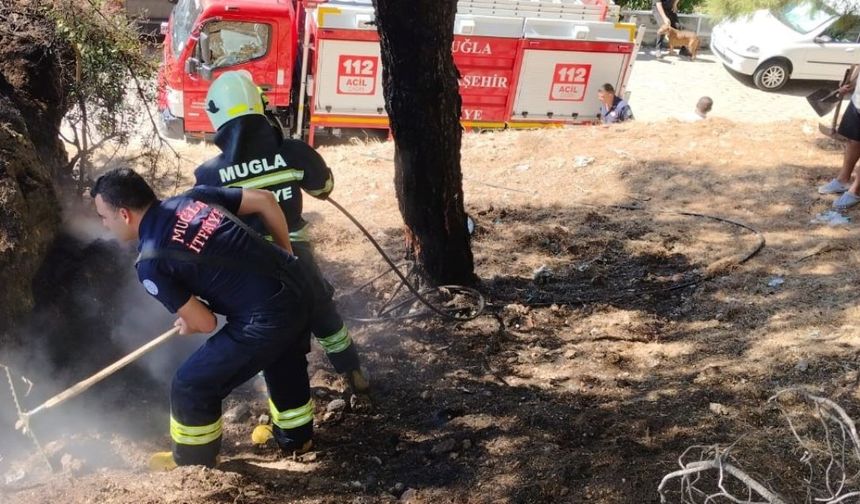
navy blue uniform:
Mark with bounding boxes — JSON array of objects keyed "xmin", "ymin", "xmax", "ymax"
[
  {"xmin": 137, "ymin": 186, "xmax": 282, "ymax": 315},
  {"xmin": 600, "ymin": 96, "xmax": 634, "ymax": 124},
  {"xmin": 194, "ymin": 115, "xmax": 332, "ymax": 243},
  {"xmin": 137, "ymin": 186, "xmax": 323, "ymax": 466},
  {"xmin": 194, "ymin": 115, "xmax": 359, "ymax": 374}
]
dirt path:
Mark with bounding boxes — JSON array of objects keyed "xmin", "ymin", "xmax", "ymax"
[
  {"xmin": 4, "ymin": 116, "xmax": 860, "ymax": 503},
  {"xmin": 627, "ymin": 50, "xmax": 835, "ymax": 122}
]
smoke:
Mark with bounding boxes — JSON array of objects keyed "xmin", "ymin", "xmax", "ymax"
[
  {"xmin": 58, "ymin": 190, "xmax": 202, "ymax": 378},
  {"xmin": 61, "ymin": 195, "xmax": 111, "ymax": 243},
  {"xmin": 109, "ymin": 267, "xmax": 206, "ymax": 381},
  {"xmin": 0, "ymin": 197, "xmax": 203, "ymax": 484}
]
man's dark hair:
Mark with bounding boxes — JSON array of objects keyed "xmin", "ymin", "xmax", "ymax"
[
  {"xmin": 90, "ymin": 167, "xmax": 156, "ymax": 210},
  {"xmin": 697, "ymin": 96, "xmax": 714, "ymax": 113},
  {"xmin": 600, "ymin": 83, "xmax": 616, "ymax": 94}
]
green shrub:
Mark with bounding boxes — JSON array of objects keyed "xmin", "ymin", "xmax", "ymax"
[
  {"xmin": 614, "ymin": 0, "xmax": 706, "ymax": 13},
  {"xmin": 614, "ymin": 0, "xmax": 855, "ymax": 17},
  {"xmin": 702, "ymin": 0, "xmax": 855, "ymax": 20},
  {"xmin": 49, "ymin": 0, "xmax": 166, "ymax": 189},
  {"xmin": 702, "ymin": 0, "xmax": 786, "ymax": 18}
]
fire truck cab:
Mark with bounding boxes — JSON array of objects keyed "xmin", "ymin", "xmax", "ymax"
[
  {"xmin": 159, "ymin": 0, "xmax": 300, "ymax": 139},
  {"xmin": 158, "ymin": 0, "xmax": 643, "ymax": 144}
]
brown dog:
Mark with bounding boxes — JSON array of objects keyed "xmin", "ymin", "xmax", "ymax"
[{"xmin": 657, "ymin": 25, "xmax": 700, "ymax": 60}]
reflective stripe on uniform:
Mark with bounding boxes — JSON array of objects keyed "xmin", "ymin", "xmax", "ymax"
[
  {"xmin": 170, "ymin": 415, "xmax": 222, "ymax": 446},
  {"xmin": 306, "ymin": 175, "xmax": 334, "ymax": 197},
  {"xmin": 289, "ymin": 225, "xmax": 310, "ymax": 242},
  {"xmin": 317, "ymin": 324, "xmax": 351, "ymax": 353},
  {"xmin": 269, "ymin": 398, "xmax": 314, "ymax": 430},
  {"xmin": 262, "ymin": 224, "xmax": 310, "ymax": 243},
  {"xmin": 226, "ymin": 170, "xmax": 305, "ymax": 189}
]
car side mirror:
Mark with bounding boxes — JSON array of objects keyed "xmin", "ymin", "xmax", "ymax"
[
  {"xmin": 195, "ymin": 31, "xmax": 215, "ymax": 80},
  {"xmin": 186, "ymin": 58, "xmax": 213, "ymax": 80},
  {"xmin": 814, "ymin": 35, "xmax": 833, "ymax": 44},
  {"xmin": 198, "ymin": 32, "xmax": 211, "ymax": 65},
  {"xmin": 185, "ymin": 57, "xmax": 199, "ymax": 75}
]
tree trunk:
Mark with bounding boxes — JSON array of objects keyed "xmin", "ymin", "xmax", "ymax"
[{"xmin": 372, "ymin": 0, "xmax": 477, "ymax": 286}]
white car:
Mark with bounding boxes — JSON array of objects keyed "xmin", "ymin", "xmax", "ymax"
[{"xmin": 710, "ymin": 1, "xmax": 860, "ymax": 91}]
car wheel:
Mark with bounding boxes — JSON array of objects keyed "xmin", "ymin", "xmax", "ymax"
[{"xmin": 753, "ymin": 60, "xmax": 790, "ymax": 91}]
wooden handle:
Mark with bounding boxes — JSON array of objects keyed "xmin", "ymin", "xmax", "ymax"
[
  {"xmin": 25, "ymin": 326, "xmax": 181, "ymax": 417},
  {"xmin": 831, "ymin": 68, "xmax": 850, "ymax": 131},
  {"xmin": 833, "ymin": 99, "xmax": 844, "ymax": 130}
]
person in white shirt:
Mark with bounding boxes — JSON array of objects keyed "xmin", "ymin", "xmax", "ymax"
[
  {"xmin": 680, "ymin": 96, "xmax": 712, "ymax": 122},
  {"xmin": 819, "ymin": 65, "xmax": 860, "ymax": 209}
]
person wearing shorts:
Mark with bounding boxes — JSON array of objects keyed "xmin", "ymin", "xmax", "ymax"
[{"xmin": 819, "ymin": 65, "xmax": 860, "ymax": 209}]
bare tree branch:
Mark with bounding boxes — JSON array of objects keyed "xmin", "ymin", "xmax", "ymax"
[
  {"xmin": 659, "ymin": 456, "xmax": 788, "ymax": 504},
  {"xmin": 79, "ymin": 0, "xmax": 185, "ymax": 163},
  {"xmin": 662, "ymin": 391, "xmax": 860, "ymax": 504},
  {"xmin": 825, "ymin": 491, "xmax": 860, "ymax": 504}
]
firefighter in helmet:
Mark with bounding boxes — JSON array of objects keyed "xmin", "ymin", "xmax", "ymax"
[{"xmin": 194, "ymin": 71, "xmax": 370, "ymax": 404}]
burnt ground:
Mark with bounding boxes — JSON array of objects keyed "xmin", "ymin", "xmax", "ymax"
[{"xmin": 2, "ymin": 120, "xmax": 860, "ymax": 503}]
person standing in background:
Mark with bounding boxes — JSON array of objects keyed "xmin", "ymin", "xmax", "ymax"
[{"xmin": 652, "ymin": 0, "xmax": 690, "ymax": 59}]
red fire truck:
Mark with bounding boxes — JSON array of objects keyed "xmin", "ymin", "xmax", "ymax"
[{"xmin": 158, "ymin": 0, "xmax": 643, "ymax": 145}]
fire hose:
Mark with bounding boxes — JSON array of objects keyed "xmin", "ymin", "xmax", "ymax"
[{"xmin": 326, "ymin": 197, "xmax": 486, "ymax": 323}]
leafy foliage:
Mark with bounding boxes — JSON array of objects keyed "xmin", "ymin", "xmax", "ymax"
[
  {"xmin": 614, "ymin": 0, "xmax": 707, "ymax": 13},
  {"xmin": 703, "ymin": 0, "xmax": 856, "ymax": 19},
  {"xmin": 616, "ymin": 0, "xmax": 856, "ymax": 16},
  {"xmin": 703, "ymin": 0, "xmax": 790, "ymax": 18},
  {"xmin": 48, "ymin": 0, "xmax": 161, "ymax": 188}
]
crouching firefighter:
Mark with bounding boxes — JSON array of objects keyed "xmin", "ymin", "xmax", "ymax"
[
  {"xmin": 194, "ymin": 70, "xmax": 369, "ymax": 395},
  {"xmin": 91, "ymin": 167, "xmax": 334, "ymax": 470}
]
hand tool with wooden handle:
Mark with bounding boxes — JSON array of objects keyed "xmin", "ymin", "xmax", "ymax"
[
  {"xmin": 819, "ymin": 67, "xmax": 854, "ymax": 139},
  {"xmin": 15, "ymin": 326, "xmax": 181, "ymax": 432}
]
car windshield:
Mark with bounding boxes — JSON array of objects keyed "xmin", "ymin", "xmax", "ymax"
[
  {"xmin": 772, "ymin": 1, "xmax": 838, "ymax": 33},
  {"xmin": 172, "ymin": 0, "xmax": 201, "ymax": 56}
]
